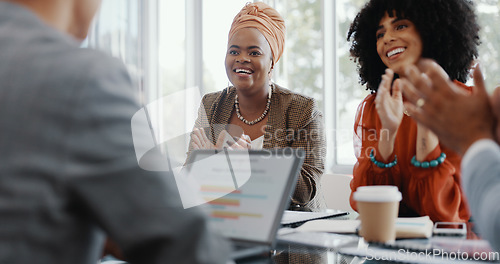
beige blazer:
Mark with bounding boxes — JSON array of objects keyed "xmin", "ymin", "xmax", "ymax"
[{"xmin": 190, "ymin": 84, "xmax": 326, "ymax": 208}]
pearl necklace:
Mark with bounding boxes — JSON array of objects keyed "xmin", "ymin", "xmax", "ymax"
[{"xmin": 235, "ymin": 85, "xmax": 272, "ymax": 126}]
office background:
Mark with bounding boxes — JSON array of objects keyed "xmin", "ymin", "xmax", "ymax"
[{"xmin": 84, "ymin": 0, "xmax": 500, "ymax": 175}]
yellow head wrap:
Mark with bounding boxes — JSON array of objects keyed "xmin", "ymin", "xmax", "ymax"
[{"xmin": 228, "ymin": 2, "xmax": 286, "ymax": 66}]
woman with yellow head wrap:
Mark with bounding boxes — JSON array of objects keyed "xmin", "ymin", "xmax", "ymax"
[{"xmin": 189, "ymin": 2, "xmax": 326, "ymax": 209}]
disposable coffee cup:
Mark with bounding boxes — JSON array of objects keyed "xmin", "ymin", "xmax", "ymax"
[{"xmin": 353, "ymin": 186, "xmax": 402, "ymax": 243}]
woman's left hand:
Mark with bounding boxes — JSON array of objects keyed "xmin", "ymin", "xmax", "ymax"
[{"xmin": 228, "ymin": 134, "xmax": 252, "ymax": 149}]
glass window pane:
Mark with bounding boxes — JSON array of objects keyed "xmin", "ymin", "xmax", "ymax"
[
  {"xmin": 87, "ymin": 0, "xmax": 142, "ymax": 94},
  {"xmin": 159, "ymin": 0, "xmax": 186, "ymax": 95},
  {"xmin": 202, "ymin": 0, "xmax": 249, "ymax": 94},
  {"xmin": 477, "ymin": 1, "xmax": 500, "ymax": 92},
  {"xmin": 157, "ymin": 0, "xmax": 187, "ymax": 166},
  {"xmin": 271, "ymin": 0, "xmax": 324, "ymax": 106},
  {"xmin": 336, "ymin": 0, "xmax": 370, "ymax": 166}
]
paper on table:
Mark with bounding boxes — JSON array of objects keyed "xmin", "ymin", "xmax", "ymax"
[
  {"xmin": 295, "ymin": 216, "xmax": 433, "ymax": 239},
  {"xmin": 296, "ymin": 219, "xmax": 360, "ymax": 233},
  {"xmin": 280, "ymin": 209, "xmax": 347, "ymax": 225}
]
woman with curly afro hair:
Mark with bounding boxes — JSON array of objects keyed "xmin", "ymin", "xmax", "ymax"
[{"xmin": 347, "ymin": 0, "xmax": 480, "ymax": 222}]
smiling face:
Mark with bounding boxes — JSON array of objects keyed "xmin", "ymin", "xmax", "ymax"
[
  {"xmin": 225, "ymin": 28, "xmax": 273, "ymax": 95},
  {"xmin": 376, "ymin": 12, "xmax": 423, "ymax": 75}
]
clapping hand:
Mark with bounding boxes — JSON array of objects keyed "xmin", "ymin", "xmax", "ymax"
[
  {"xmin": 191, "ymin": 128, "xmax": 251, "ymax": 150},
  {"xmin": 400, "ymin": 59, "xmax": 496, "ymax": 155},
  {"xmin": 190, "ymin": 127, "xmax": 218, "ymax": 149},
  {"xmin": 227, "ymin": 133, "xmax": 252, "ymax": 149},
  {"xmin": 375, "ymin": 68, "xmax": 404, "ymax": 135}
]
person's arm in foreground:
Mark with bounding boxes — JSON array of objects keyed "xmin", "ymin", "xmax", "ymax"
[
  {"xmin": 66, "ymin": 53, "xmax": 230, "ymax": 264},
  {"xmin": 400, "ymin": 59, "xmax": 500, "ymax": 251}
]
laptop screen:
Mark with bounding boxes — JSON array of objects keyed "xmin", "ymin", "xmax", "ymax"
[{"xmin": 185, "ymin": 148, "xmax": 304, "ymax": 244}]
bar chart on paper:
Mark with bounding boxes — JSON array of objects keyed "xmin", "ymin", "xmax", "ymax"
[
  {"xmin": 201, "ymin": 157, "xmax": 292, "ymax": 241},
  {"xmin": 206, "ymin": 188, "xmax": 266, "ymax": 221},
  {"xmin": 203, "ymin": 183, "xmax": 279, "ymax": 240},
  {"xmin": 186, "ymin": 150, "xmax": 301, "ymax": 242}
]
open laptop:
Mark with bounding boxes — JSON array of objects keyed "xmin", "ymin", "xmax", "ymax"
[{"xmin": 184, "ymin": 148, "xmax": 304, "ymax": 260}]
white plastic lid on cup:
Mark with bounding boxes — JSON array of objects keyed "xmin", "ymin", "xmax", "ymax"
[{"xmin": 353, "ymin": 185, "xmax": 402, "ymax": 202}]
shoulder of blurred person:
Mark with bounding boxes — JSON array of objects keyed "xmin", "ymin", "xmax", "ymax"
[{"xmin": 462, "ymin": 139, "xmax": 500, "ymax": 252}]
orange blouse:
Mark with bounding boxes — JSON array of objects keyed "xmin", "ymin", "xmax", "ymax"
[{"xmin": 350, "ymin": 81, "xmax": 471, "ymax": 223}]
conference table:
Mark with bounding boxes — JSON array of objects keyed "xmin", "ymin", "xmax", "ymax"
[
  {"xmin": 100, "ymin": 208, "xmax": 498, "ymax": 264},
  {"xmin": 236, "ymin": 208, "xmax": 499, "ymax": 264}
]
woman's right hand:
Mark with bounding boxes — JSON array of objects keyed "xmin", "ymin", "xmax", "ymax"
[
  {"xmin": 375, "ymin": 69, "xmax": 404, "ymax": 135},
  {"xmin": 190, "ymin": 128, "xmax": 217, "ymax": 149},
  {"xmin": 191, "ymin": 128, "xmax": 251, "ymax": 150}
]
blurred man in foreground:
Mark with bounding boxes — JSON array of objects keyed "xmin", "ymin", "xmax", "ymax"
[{"xmin": 0, "ymin": 0, "xmax": 230, "ymax": 263}]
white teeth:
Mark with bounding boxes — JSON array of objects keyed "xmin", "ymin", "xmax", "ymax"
[
  {"xmin": 387, "ymin": 47, "xmax": 405, "ymax": 58},
  {"xmin": 235, "ymin": 69, "xmax": 252, "ymax": 74}
]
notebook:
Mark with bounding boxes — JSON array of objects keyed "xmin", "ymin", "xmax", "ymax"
[
  {"xmin": 184, "ymin": 148, "xmax": 304, "ymax": 260},
  {"xmin": 289, "ymin": 216, "xmax": 433, "ymax": 238}
]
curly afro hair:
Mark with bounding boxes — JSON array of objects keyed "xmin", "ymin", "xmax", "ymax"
[{"xmin": 347, "ymin": 0, "xmax": 480, "ymax": 93}]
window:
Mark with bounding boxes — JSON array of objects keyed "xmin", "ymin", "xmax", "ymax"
[
  {"xmin": 89, "ymin": 0, "xmax": 500, "ymax": 175},
  {"xmin": 263, "ymin": 0, "xmax": 369, "ymax": 174},
  {"xmin": 476, "ymin": 1, "xmax": 500, "ymax": 90},
  {"xmin": 203, "ymin": 0, "xmax": 250, "ymax": 94},
  {"xmin": 86, "ymin": 0, "xmax": 143, "ymax": 97}
]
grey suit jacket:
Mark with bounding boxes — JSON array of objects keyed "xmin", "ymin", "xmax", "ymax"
[
  {"xmin": 0, "ymin": 2, "xmax": 229, "ymax": 264},
  {"xmin": 462, "ymin": 139, "xmax": 500, "ymax": 252}
]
